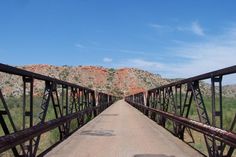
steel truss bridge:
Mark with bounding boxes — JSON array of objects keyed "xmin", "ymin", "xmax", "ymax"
[{"xmin": 0, "ymin": 63, "xmax": 235, "ymax": 157}]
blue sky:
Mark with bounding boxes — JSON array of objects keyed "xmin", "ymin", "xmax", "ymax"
[{"xmin": 0, "ymin": 0, "xmax": 236, "ymax": 79}]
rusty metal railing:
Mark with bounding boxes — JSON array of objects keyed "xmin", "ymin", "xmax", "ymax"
[
  {"xmin": 125, "ymin": 65, "xmax": 236, "ymax": 157},
  {"xmin": 0, "ymin": 63, "xmax": 117, "ymax": 157}
]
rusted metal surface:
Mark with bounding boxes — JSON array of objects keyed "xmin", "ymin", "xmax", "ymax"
[
  {"xmin": 125, "ymin": 65, "xmax": 236, "ymax": 157},
  {"xmin": 126, "ymin": 101, "xmax": 236, "ymax": 148},
  {"xmin": 0, "ymin": 105, "xmax": 102, "ymax": 153},
  {"xmin": 0, "ymin": 63, "xmax": 117, "ymax": 156}
]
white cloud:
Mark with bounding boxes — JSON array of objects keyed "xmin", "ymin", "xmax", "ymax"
[
  {"xmin": 176, "ymin": 21, "xmax": 205, "ymax": 36},
  {"xmin": 159, "ymin": 26, "xmax": 236, "ymax": 82},
  {"xmin": 81, "ymin": 46, "xmax": 154, "ymax": 55},
  {"xmin": 151, "ymin": 21, "xmax": 205, "ymax": 36},
  {"xmin": 119, "ymin": 49, "xmax": 146, "ymax": 55},
  {"xmin": 117, "ymin": 25, "xmax": 236, "ymax": 84},
  {"xmin": 117, "ymin": 58, "xmax": 166, "ymax": 73},
  {"xmin": 149, "ymin": 23, "xmax": 173, "ymax": 32},
  {"xmin": 75, "ymin": 43, "xmax": 85, "ymax": 48},
  {"xmin": 128, "ymin": 59, "xmax": 164, "ymax": 69},
  {"xmin": 191, "ymin": 21, "xmax": 205, "ymax": 36},
  {"xmin": 149, "ymin": 23, "xmax": 164, "ymax": 29},
  {"xmin": 103, "ymin": 57, "xmax": 113, "ymax": 63}
]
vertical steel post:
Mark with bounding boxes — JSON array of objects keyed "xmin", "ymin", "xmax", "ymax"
[{"xmin": 211, "ymin": 75, "xmax": 223, "ymax": 156}]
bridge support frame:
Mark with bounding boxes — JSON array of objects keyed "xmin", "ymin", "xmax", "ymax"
[
  {"xmin": 125, "ymin": 65, "xmax": 236, "ymax": 157},
  {"xmin": 0, "ymin": 63, "xmax": 117, "ymax": 157}
]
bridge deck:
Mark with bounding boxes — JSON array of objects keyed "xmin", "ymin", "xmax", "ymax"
[{"xmin": 46, "ymin": 100, "xmax": 202, "ymax": 157}]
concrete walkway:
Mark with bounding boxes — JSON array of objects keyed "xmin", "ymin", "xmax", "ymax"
[{"xmin": 46, "ymin": 100, "xmax": 202, "ymax": 157}]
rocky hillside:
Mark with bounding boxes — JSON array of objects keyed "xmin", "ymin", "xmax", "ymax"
[
  {"xmin": 0, "ymin": 64, "xmax": 170, "ymax": 97},
  {"xmin": 0, "ymin": 64, "xmax": 236, "ymax": 98}
]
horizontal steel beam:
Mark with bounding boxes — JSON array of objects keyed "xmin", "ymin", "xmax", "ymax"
[
  {"xmin": 149, "ymin": 65, "xmax": 236, "ymax": 92},
  {"xmin": 0, "ymin": 62, "xmax": 117, "ymax": 156},
  {"xmin": 127, "ymin": 101, "xmax": 236, "ymax": 148},
  {"xmin": 0, "ymin": 63, "xmax": 114, "ymax": 97},
  {"xmin": 0, "ymin": 105, "xmax": 102, "ymax": 153},
  {"xmin": 0, "ymin": 63, "xmax": 93, "ymax": 92}
]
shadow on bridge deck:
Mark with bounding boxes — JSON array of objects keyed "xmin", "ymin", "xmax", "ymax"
[{"xmin": 45, "ymin": 100, "xmax": 202, "ymax": 157}]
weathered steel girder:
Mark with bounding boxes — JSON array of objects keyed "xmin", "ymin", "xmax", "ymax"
[
  {"xmin": 125, "ymin": 65, "xmax": 236, "ymax": 157},
  {"xmin": 125, "ymin": 101, "xmax": 236, "ymax": 148},
  {"xmin": 0, "ymin": 63, "xmax": 117, "ymax": 157}
]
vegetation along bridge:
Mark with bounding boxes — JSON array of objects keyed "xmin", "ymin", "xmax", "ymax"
[{"xmin": 0, "ymin": 63, "xmax": 235, "ymax": 157}]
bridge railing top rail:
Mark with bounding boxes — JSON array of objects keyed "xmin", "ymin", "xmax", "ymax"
[
  {"xmin": 149, "ymin": 65, "xmax": 236, "ymax": 92},
  {"xmin": 0, "ymin": 63, "xmax": 117, "ymax": 156},
  {"xmin": 125, "ymin": 65, "xmax": 236, "ymax": 157},
  {"xmin": 0, "ymin": 63, "xmax": 94, "ymax": 92}
]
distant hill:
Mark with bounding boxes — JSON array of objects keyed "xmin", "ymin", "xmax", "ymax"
[
  {"xmin": 0, "ymin": 64, "xmax": 170, "ymax": 97},
  {"xmin": 0, "ymin": 64, "xmax": 235, "ymax": 98}
]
